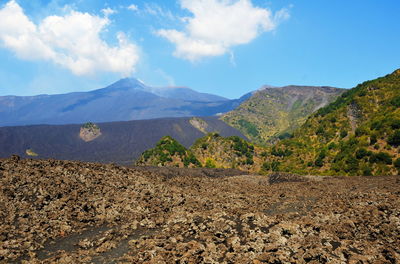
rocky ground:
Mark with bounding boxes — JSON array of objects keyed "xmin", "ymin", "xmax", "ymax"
[{"xmin": 0, "ymin": 156, "xmax": 399, "ymax": 263}]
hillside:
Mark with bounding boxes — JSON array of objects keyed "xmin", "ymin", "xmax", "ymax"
[
  {"xmin": 135, "ymin": 136, "xmax": 201, "ymax": 168},
  {"xmin": 265, "ymin": 69, "xmax": 400, "ymax": 176},
  {"xmin": 0, "ymin": 117, "xmax": 246, "ymax": 165},
  {"xmin": 136, "ymin": 133, "xmax": 263, "ymax": 171},
  {"xmin": 0, "ymin": 78, "xmax": 246, "ymax": 126},
  {"xmin": 222, "ymin": 86, "xmax": 344, "ymax": 145},
  {"xmin": 1, "ymin": 157, "xmax": 399, "ymax": 262}
]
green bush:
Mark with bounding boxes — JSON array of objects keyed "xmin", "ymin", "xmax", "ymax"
[
  {"xmin": 370, "ymin": 120, "xmax": 383, "ymax": 130},
  {"xmin": 345, "ymin": 156, "xmax": 359, "ymax": 173},
  {"xmin": 355, "ymin": 127, "xmax": 367, "ymax": 137},
  {"xmin": 370, "ymin": 134, "xmax": 377, "ymax": 145},
  {"xmin": 183, "ymin": 153, "xmax": 201, "ymax": 167},
  {"xmin": 388, "ymin": 130, "xmax": 400, "ymax": 146},
  {"xmin": 262, "ymin": 161, "xmax": 280, "ymax": 171},
  {"xmin": 205, "ymin": 158, "xmax": 216, "ymax": 168},
  {"xmin": 362, "ymin": 166, "xmax": 373, "ymax": 176},
  {"xmin": 394, "ymin": 158, "xmax": 400, "ymax": 169},
  {"xmin": 340, "ymin": 130, "xmax": 348, "ymax": 138},
  {"xmin": 369, "ymin": 152, "xmax": 392, "ymax": 165},
  {"xmin": 355, "ymin": 148, "xmax": 369, "ymax": 159},
  {"xmin": 390, "ymin": 119, "xmax": 400, "ymax": 129},
  {"xmin": 237, "ymin": 119, "xmax": 259, "ymax": 137},
  {"xmin": 390, "ymin": 96, "xmax": 400, "ymax": 107},
  {"xmin": 328, "ymin": 142, "xmax": 337, "ymax": 150},
  {"xmin": 271, "ymin": 147, "xmax": 293, "ymax": 157}
]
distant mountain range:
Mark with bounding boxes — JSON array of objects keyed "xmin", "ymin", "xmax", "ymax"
[
  {"xmin": 0, "ymin": 78, "xmax": 250, "ymax": 127},
  {"xmin": 0, "ymin": 117, "xmax": 247, "ymax": 165}
]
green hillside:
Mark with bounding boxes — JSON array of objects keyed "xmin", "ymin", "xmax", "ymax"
[
  {"xmin": 135, "ymin": 136, "xmax": 201, "ymax": 168},
  {"xmin": 264, "ymin": 69, "xmax": 400, "ymax": 176},
  {"xmin": 222, "ymin": 86, "xmax": 344, "ymax": 145},
  {"xmin": 136, "ymin": 133, "xmax": 264, "ymax": 171},
  {"xmin": 190, "ymin": 133, "xmax": 263, "ymax": 171}
]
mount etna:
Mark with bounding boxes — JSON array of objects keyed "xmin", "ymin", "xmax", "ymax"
[{"xmin": 0, "ymin": 78, "xmax": 250, "ymax": 127}]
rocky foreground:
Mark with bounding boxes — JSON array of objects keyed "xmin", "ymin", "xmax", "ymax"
[{"xmin": 0, "ymin": 156, "xmax": 399, "ymax": 263}]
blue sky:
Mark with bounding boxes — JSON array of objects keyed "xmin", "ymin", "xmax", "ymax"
[{"xmin": 0, "ymin": 0, "xmax": 399, "ymax": 99}]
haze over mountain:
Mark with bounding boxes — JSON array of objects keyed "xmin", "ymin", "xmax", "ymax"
[{"xmin": 0, "ymin": 78, "xmax": 249, "ymax": 127}]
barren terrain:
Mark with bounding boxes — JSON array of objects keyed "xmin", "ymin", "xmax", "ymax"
[{"xmin": 1, "ymin": 156, "xmax": 399, "ymax": 263}]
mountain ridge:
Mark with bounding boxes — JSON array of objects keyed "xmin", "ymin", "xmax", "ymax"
[
  {"xmin": 222, "ymin": 85, "xmax": 345, "ymax": 144},
  {"xmin": 0, "ymin": 78, "xmax": 242, "ymax": 127}
]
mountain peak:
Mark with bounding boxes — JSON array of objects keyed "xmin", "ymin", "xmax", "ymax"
[{"xmin": 106, "ymin": 78, "xmax": 147, "ymax": 91}]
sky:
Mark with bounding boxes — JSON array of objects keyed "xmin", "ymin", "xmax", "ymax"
[{"xmin": 0, "ymin": 0, "xmax": 399, "ymax": 99}]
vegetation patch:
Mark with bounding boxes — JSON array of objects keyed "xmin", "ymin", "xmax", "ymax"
[
  {"xmin": 26, "ymin": 149, "xmax": 38, "ymax": 157},
  {"xmin": 80, "ymin": 122, "xmax": 102, "ymax": 142}
]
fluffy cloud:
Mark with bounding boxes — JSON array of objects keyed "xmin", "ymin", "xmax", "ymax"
[
  {"xmin": 0, "ymin": 1, "xmax": 139, "ymax": 76},
  {"xmin": 157, "ymin": 0, "xmax": 289, "ymax": 61}
]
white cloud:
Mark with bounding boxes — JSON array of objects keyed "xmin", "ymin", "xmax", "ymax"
[
  {"xmin": 0, "ymin": 1, "xmax": 139, "ymax": 76},
  {"xmin": 157, "ymin": 0, "xmax": 289, "ymax": 61},
  {"xmin": 127, "ymin": 4, "xmax": 138, "ymax": 11},
  {"xmin": 143, "ymin": 3, "xmax": 176, "ymax": 21},
  {"xmin": 101, "ymin": 7, "xmax": 116, "ymax": 17}
]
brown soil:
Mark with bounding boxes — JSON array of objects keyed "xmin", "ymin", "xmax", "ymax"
[{"xmin": 1, "ymin": 156, "xmax": 399, "ymax": 263}]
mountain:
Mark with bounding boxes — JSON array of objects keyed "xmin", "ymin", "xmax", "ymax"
[
  {"xmin": 0, "ymin": 78, "xmax": 244, "ymax": 127},
  {"xmin": 0, "ymin": 117, "xmax": 247, "ymax": 165},
  {"xmin": 265, "ymin": 69, "xmax": 400, "ymax": 176},
  {"xmin": 221, "ymin": 85, "xmax": 345, "ymax": 145}
]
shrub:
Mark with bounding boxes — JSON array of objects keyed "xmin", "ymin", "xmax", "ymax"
[
  {"xmin": 394, "ymin": 158, "xmax": 400, "ymax": 169},
  {"xmin": 340, "ymin": 130, "xmax": 348, "ymax": 138},
  {"xmin": 362, "ymin": 166, "xmax": 373, "ymax": 176},
  {"xmin": 238, "ymin": 119, "xmax": 259, "ymax": 137},
  {"xmin": 369, "ymin": 152, "xmax": 392, "ymax": 165},
  {"xmin": 390, "ymin": 119, "xmax": 400, "ymax": 129},
  {"xmin": 183, "ymin": 153, "xmax": 201, "ymax": 167},
  {"xmin": 370, "ymin": 120, "xmax": 383, "ymax": 130},
  {"xmin": 390, "ymin": 96, "xmax": 400, "ymax": 107},
  {"xmin": 271, "ymin": 147, "xmax": 293, "ymax": 157},
  {"xmin": 262, "ymin": 161, "xmax": 280, "ymax": 171},
  {"xmin": 370, "ymin": 134, "xmax": 377, "ymax": 145},
  {"xmin": 355, "ymin": 127, "xmax": 367, "ymax": 137},
  {"xmin": 205, "ymin": 158, "xmax": 216, "ymax": 168},
  {"xmin": 388, "ymin": 130, "xmax": 400, "ymax": 146},
  {"xmin": 328, "ymin": 142, "xmax": 337, "ymax": 150},
  {"xmin": 278, "ymin": 132, "xmax": 293, "ymax": 140},
  {"xmin": 316, "ymin": 126, "xmax": 325, "ymax": 135},
  {"xmin": 345, "ymin": 156, "xmax": 359, "ymax": 173},
  {"xmin": 355, "ymin": 148, "xmax": 369, "ymax": 159}
]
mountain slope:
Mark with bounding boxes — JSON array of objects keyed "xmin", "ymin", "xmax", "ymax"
[
  {"xmin": 267, "ymin": 69, "xmax": 400, "ymax": 176},
  {"xmin": 0, "ymin": 78, "xmax": 242, "ymax": 127},
  {"xmin": 0, "ymin": 117, "xmax": 247, "ymax": 165},
  {"xmin": 135, "ymin": 136, "xmax": 201, "ymax": 167},
  {"xmin": 136, "ymin": 133, "xmax": 264, "ymax": 171},
  {"xmin": 221, "ymin": 86, "xmax": 345, "ymax": 144}
]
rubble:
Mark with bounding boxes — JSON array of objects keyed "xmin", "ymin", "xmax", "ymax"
[{"xmin": 0, "ymin": 156, "xmax": 399, "ymax": 263}]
